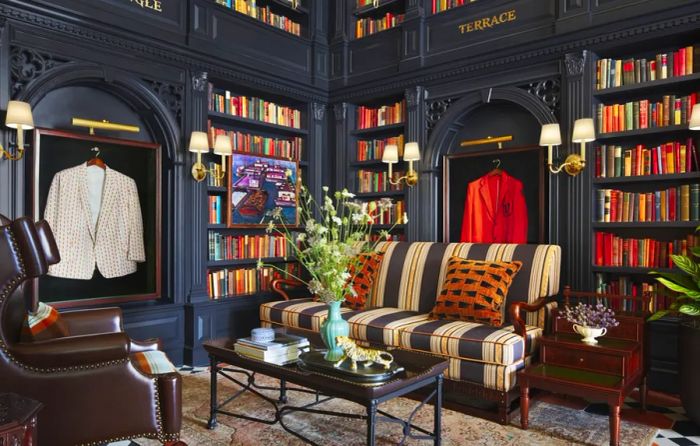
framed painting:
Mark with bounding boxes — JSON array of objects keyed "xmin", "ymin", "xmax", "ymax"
[
  {"xmin": 28, "ymin": 128, "xmax": 162, "ymax": 308},
  {"xmin": 228, "ymin": 152, "xmax": 299, "ymax": 227}
]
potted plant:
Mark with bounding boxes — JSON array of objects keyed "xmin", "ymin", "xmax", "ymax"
[
  {"xmin": 561, "ymin": 302, "xmax": 620, "ymax": 344},
  {"xmin": 650, "ymin": 227, "xmax": 700, "ymax": 425},
  {"xmin": 259, "ymin": 185, "xmax": 405, "ymax": 362}
]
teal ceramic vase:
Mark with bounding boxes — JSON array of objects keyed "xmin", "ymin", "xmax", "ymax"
[{"xmin": 319, "ymin": 300, "xmax": 349, "ymax": 362}]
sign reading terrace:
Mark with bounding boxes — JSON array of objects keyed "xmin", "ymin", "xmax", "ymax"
[{"xmin": 458, "ymin": 9, "xmax": 517, "ymax": 34}]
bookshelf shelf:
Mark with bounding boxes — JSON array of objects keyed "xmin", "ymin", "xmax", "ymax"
[
  {"xmin": 209, "ymin": 291, "xmax": 278, "ymax": 301},
  {"xmin": 596, "ymin": 124, "xmax": 691, "ymax": 141},
  {"xmin": 208, "ymin": 224, "xmax": 228, "ymax": 229},
  {"xmin": 351, "ymin": 159, "xmax": 407, "ymax": 168},
  {"xmin": 591, "ymin": 266, "xmax": 677, "ymax": 274},
  {"xmin": 372, "ymin": 224, "xmax": 405, "ymax": 230},
  {"xmin": 207, "ymin": 257, "xmax": 298, "ymax": 268},
  {"xmin": 208, "ymin": 186, "xmax": 228, "ymax": 194},
  {"xmin": 211, "ymin": 0, "xmax": 308, "ymax": 39},
  {"xmin": 266, "ymin": 0, "xmax": 309, "ymax": 15},
  {"xmin": 208, "ymin": 110, "xmax": 308, "ymax": 137},
  {"xmin": 352, "ymin": 123, "xmax": 405, "ymax": 136},
  {"xmin": 593, "ymin": 72, "xmax": 700, "ymax": 99},
  {"xmin": 593, "ymin": 172, "xmax": 700, "ymax": 184},
  {"xmin": 355, "ymin": 190, "xmax": 405, "ymax": 198},
  {"xmin": 592, "ymin": 221, "xmax": 699, "ymax": 229},
  {"xmin": 353, "ymin": 0, "xmax": 404, "ymax": 17}
]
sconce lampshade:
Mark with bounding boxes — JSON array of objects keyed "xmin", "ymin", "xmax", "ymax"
[
  {"xmin": 5, "ymin": 101, "xmax": 34, "ymax": 130},
  {"xmin": 539, "ymin": 123, "xmax": 562, "ymax": 146},
  {"xmin": 572, "ymin": 118, "xmax": 595, "ymax": 143},
  {"xmin": 188, "ymin": 131, "xmax": 210, "ymax": 153},
  {"xmin": 382, "ymin": 144, "xmax": 399, "ymax": 164},
  {"xmin": 213, "ymin": 135, "xmax": 233, "ymax": 155},
  {"xmin": 689, "ymin": 104, "xmax": 700, "ymax": 130},
  {"xmin": 403, "ymin": 142, "xmax": 420, "ymax": 162}
]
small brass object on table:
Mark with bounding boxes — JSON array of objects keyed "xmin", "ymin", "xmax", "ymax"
[{"xmin": 333, "ymin": 336, "xmax": 393, "ymax": 370}]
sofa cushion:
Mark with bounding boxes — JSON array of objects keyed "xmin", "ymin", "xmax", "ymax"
[
  {"xmin": 429, "ymin": 257, "xmax": 522, "ymax": 326},
  {"xmin": 398, "ymin": 318, "xmax": 542, "ymax": 366},
  {"xmin": 347, "ymin": 307, "xmax": 430, "ymax": 347},
  {"xmin": 260, "ymin": 299, "xmax": 358, "ymax": 332},
  {"xmin": 344, "ymin": 252, "xmax": 384, "ymax": 310},
  {"xmin": 445, "ymin": 357, "xmax": 526, "ymax": 392}
]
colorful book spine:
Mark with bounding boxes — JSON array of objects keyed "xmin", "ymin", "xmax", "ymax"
[
  {"xmin": 595, "ymin": 185, "xmax": 699, "ymax": 223},
  {"xmin": 597, "ymin": 93, "xmax": 698, "ymax": 134},
  {"xmin": 216, "ymin": 0, "xmax": 301, "ymax": 36},
  {"xmin": 209, "ymin": 85, "xmax": 302, "ymax": 129},
  {"xmin": 593, "ymin": 232, "xmax": 698, "ymax": 268},
  {"xmin": 206, "ymin": 162, "xmax": 226, "ymax": 187},
  {"xmin": 357, "ymin": 170, "xmax": 405, "ymax": 193},
  {"xmin": 207, "ymin": 263, "xmax": 299, "ymax": 299},
  {"xmin": 356, "ymin": 135, "xmax": 404, "ymax": 161},
  {"xmin": 594, "ymin": 273, "xmax": 677, "ymax": 313},
  {"xmin": 357, "ymin": 100, "xmax": 405, "ymax": 129},
  {"xmin": 208, "ymin": 124, "xmax": 303, "ymax": 161},
  {"xmin": 432, "ymin": 0, "xmax": 475, "ymax": 14},
  {"xmin": 207, "ymin": 234, "xmax": 296, "ymax": 261},
  {"xmin": 356, "ymin": 12, "xmax": 405, "ymax": 38},
  {"xmin": 208, "ymin": 196, "xmax": 223, "ymax": 225},
  {"xmin": 362, "ymin": 199, "xmax": 405, "ymax": 224}
]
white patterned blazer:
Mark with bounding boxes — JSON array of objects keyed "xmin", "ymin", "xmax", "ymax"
[{"xmin": 44, "ymin": 163, "xmax": 146, "ymax": 280}]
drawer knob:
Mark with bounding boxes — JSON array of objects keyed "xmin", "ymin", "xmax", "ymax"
[{"xmin": 579, "ymin": 357, "xmax": 584, "ymax": 362}]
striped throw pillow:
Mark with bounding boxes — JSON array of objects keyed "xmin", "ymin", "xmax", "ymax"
[
  {"xmin": 21, "ymin": 302, "xmax": 69, "ymax": 342},
  {"xmin": 429, "ymin": 257, "xmax": 522, "ymax": 326},
  {"xmin": 132, "ymin": 351, "xmax": 177, "ymax": 375},
  {"xmin": 344, "ymin": 252, "xmax": 384, "ymax": 310}
]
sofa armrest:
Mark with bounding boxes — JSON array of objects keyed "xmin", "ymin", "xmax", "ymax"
[
  {"xmin": 271, "ymin": 278, "xmax": 307, "ymax": 301},
  {"xmin": 11, "ymin": 332, "xmax": 130, "ymax": 369},
  {"xmin": 60, "ymin": 307, "xmax": 123, "ymax": 336},
  {"xmin": 509, "ymin": 296, "xmax": 553, "ymax": 357}
]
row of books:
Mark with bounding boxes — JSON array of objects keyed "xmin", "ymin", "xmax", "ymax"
[
  {"xmin": 208, "ymin": 124, "xmax": 303, "ymax": 161},
  {"xmin": 594, "ymin": 273, "xmax": 676, "ymax": 313},
  {"xmin": 593, "ymin": 232, "xmax": 698, "ymax": 269},
  {"xmin": 214, "ymin": 0, "xmax": 301, "ymax": 36},
  {"xmin": 364, "ymin": 199, "xmax": 405, "ymax": 225},
  {"xmin": 233, "ymin": 332, "xmax": 309, "ymax": 365},
  {"xmin": 368, "ymin": 232, "xmax": 406, "ymax": 241},
  {"xmin": 356, "ymin": 12, "xmax": 404, "ymax": 38},
  {"xmin": 596, "ymin": 93, "xmax": 697, "ymax": 134},
  {"xmin": 209, "ymin": 85, "xmax": 302, "ymax": 129},
  {"xmin": 357, "ymin": 170, "xmax": 405, "ymax": 193},
  {"xmin": 207, "ymin": 263, "xmax": 299, "ymax": 299},
  {"xmin": 594, "ymin": 140, "xmax": 697, "ymax": 178},
  {"xmin": 208, "ymin": 233, "xmax": 294, "ymax": 261},
  {"xmin": 207, "ymin": 162, "xmax": 226, "ymax": 187},
  {"xmin": 595, "ymin": 185, "xmax": 700, "ymax": 223},
  {"xmin": 431, "ymin": 0, "xmax": 476, "ymax": 14},
  {"xmin": 209, "ymin": 196, "xmax": 225, "ymax": 225},
  {"xmin": 357, "ymin": 100, "xmax": 405, "ymax": 129},
  {"xmin": 356, "ymin": 135, "xmax": 405, "ymax": 162},
  {"xmin": 596, "ymin": 45, "xmax": 698, "ymax": 90}
]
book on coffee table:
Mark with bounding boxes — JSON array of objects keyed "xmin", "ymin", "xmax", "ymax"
[
  {"xmin": 234, "ymin": 342, "xmax": 310, "ymax": 364},
  {"xmin": 236, "ymin": 333, "xmax": 309, "ymax": 351}
]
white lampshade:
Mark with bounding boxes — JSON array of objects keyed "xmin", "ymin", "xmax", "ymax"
[
  {"xmin": 403, "ymin": 142, "xmax": 420, "ymax": 162},
  {"xmin": 539, "ymin": 123, "xmax": 562, "ymax": 146},
  {"xmin": 382, "ymin": 144, "xmax": 399, "ymax": 164},
  {"xmin": 572, "ymin": 118, "xmax": 595, "ymax": 143},
  {"xmin": 689, "ymin": 104, "xmax": 700, "ymax": 130},
  {"xmin": 5, "ymin": 101, "xmax": 34, "ymax": 129},
  {"xmin": 213, "ymin": 135, "xmax": 233, "ymax": 155},
  {"xmin": 188, "ymin": 131, "xmax": 210, "ymax": 153}
]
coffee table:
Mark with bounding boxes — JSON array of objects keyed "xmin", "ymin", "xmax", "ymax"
[{"xmin": 203, "ymin": 338, "xmax": 448, "ymax": 446}]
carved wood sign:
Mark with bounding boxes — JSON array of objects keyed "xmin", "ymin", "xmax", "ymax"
[
  {"xmin": 129, "ymin": 0, "xmax": 163, "ymax": 13},
  {"xmin": 458, "ymin": 9, "xmax": 516, "ymax": 34}
]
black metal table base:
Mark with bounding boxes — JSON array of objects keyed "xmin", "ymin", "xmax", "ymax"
[{"xmin": 207, "ymin": 357, "xmax": 443, "ymax": 446}]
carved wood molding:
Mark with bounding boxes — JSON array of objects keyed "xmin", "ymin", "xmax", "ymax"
[
  {"xmin": 147, "ymin": 80, "xmax": 184, "ymax": 125},
  {"xmin": 519, "ymin": 78, "xmax": 561, "ymax": 116},
  {"xmin": 10, "ymin": 46, "xmax": 70, "ymax": 99},
  {"xmin": 426, "ymin": 98, "xmax": 456, "ymax": 133}
]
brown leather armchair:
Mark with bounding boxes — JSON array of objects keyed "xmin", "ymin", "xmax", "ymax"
[{"xmin": 0, "ymin": 215, "xmax": 183, "ymax": 446}]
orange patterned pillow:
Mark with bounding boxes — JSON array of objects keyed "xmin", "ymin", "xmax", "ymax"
[
  {"xmin": 429, "ymin": 257, "xmax": 522, "ymax": 326},
  {"xmin": 344, "ymin": 252, "xmax": 384, "ymax": 310}
]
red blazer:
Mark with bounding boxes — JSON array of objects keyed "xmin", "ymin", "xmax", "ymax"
[{"xmin": 460, "ymin": 170, "xmax": 528, "ymax": 243}]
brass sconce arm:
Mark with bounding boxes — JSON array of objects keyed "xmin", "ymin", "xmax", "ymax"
[
  {"xmin": 0, "ymin": 143, "xmax": 24, "ymax": 161},
  {"xmin": 547, "ymin": 153, "xmax": 586, "ymax": 176},
  {"xmin": 386, "ymin": 161, "xmax": 419, "ymax": 187}
]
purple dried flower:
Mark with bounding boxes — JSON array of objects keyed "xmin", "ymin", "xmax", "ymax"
[{"xmin": 559, "ymin": 302, "xmax": 620, "ymax": 329}]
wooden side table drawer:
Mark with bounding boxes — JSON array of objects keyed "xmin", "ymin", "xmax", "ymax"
[{"xmin": 542, "ymin": 343, "xmax": 624, "ymax": 375}]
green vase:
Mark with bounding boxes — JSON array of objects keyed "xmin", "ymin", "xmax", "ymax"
[{"xmin": 319, "ymin": 300, "xmax": 350, "ymax": 362}]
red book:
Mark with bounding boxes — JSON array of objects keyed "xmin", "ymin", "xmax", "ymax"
[
  {"xmin": 604, "ymin": 232, "xmax": 614, "ymax": 265},
  {"xmin": 669, "ymin": 187, "xmax": 677, "ymax": 221},
  {"xmin": 652, "ymin": 147, "xmax": 659, "ymax": 174},
  {"xmin": 640, "ymin": 100, "xmax": 649, "ymax": 129}
]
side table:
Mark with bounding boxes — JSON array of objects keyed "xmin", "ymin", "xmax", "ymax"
[{"xmin": 0, "ymin": 393, "xmax": 42, "ymax": 446}]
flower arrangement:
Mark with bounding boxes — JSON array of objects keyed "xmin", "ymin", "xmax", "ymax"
[
  {"xmin": 258, "ymin": 185, "xmax": 406, "ymax": 303},
  {"xmin": 561, "ymin": 302, "xmax": 620, "ymax": 329}
]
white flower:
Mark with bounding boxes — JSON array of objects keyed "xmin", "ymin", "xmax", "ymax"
[
  {"xmin": 271, "ymin": 207, "xmax": 283, "ymax": 218},
  {"xmin": 296, "ymin": 233, "xmax": 306, "ymax": 243},
  {"xmin": 322, "ymin": 186, "xmax": 329, "ymax": 192},
  {"xmin": 341, "ymin": 189, "xmax": 355, "ymax": 198},
  {"xmin": 266, "ymin": 221, "xmax": 275, "ymax": 234},
  {"xmin": 332, "ymin": 216, "xmax": 342, "ymax": 226},
  {"xmin": 378, "ymin": 197, "xmax": 393, "ymax": 210},
  {"xmin": 256, "ymin": 259, "xmax": 264, "ymax": 270}
]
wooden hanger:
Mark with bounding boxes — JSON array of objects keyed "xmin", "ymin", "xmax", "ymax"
[
  {"xmin": 488, "ymin": 158, "xmax": 502, "ymax": 175},
  {"xmin": 86, "ymin": 146, "xmax": 106, "ymax": 169}
]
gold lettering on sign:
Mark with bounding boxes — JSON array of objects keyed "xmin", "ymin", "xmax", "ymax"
[
  {"xmin": 458, "ymin": 9, "xmax": 516, "ymax": 34},
  {"xmin": 130, "ymin": 0, "xmax": 163, "ymax": 13}
]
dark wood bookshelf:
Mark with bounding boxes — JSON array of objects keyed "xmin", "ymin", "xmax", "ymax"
[
  {"xmin": 371, "ymin": 224, "xmax": 405, "ymax": 230},
  {"xmin": 355, "ymin": 190, "xmax": 405, "ymax": 198},
  {"xmin": 207, "ymin": 256, "xmax": 298, "ymax": 268},
  {"xmin": 353, "ymin": 0, "xmax": 404, "ymax": 17},
  {"xmin": 209, "ymin": 291, "xmax": 278, "ymax": 301},
  {"xmin": 299, "ymin": 160, "xmax": 309, "ymax": 167},
  {"xmin": 591, "ymin": 266, "xmax": 677, "ymax": 274},
  {"xmin": 208, "ymin": 110, "xmax": 308, "ymax": 137},
  {"xmin": 208, "ymin": 224, "xmax": 228, "ymax": 229},
  {"xmin": 265, "ymin": 0, "xmax": 309, "ymax": 15},
  {"xmin": 593, "ymin": 72, "xmax": 700, "ymax": 99},
  {"xmin": 207, "ymin": 186, "xmax": 228, "ymax": 193},
  {"xmin": 210, "ymin": 1, "xmax": 309, "ymax": 40},
  {"xmin": 351, "ymin": 159, "xmax": 387, "ymax": 167},
  {"xmin": 352, "ymin": 122, "xmax": 405, "ymax": 136},
  {"xmin": 592, "ymin": 221, "xmax": 699, "ymax": 229},
  {"xmin": 592, "ymin": 172, "xmax": 700, "ymax": 184},
  {"xmin": 596, "ymin": 124, "xmax": 691, "ymax": 141}
]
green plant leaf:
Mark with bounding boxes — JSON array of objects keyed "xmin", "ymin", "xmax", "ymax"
[
  {"xmin": 692, "ymin": 246, "xmax": 700, "ymax": 258},
  {"xmin": 679, "ymin": 303, "xmax": 700, "ymax": 317},
  {"xmin": 671, "ymin": 255, "xmax": 700, "ymax": 280},
  {"xmin": 651, "ymin": 272, "xmax": 700, "ymax": 292},
  {"xmin": 648, "ymin": 310, "xmax": 670, "ymax": 321}
]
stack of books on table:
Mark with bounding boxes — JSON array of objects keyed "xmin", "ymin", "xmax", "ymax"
[{"xmin": 233, "ymin": 333, "xmax": 310, "ymax": 365}]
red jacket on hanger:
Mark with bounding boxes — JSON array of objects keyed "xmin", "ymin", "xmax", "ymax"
[{"xmin": 460, "ymin": 170, "xmax": 528, "ymax": 243}]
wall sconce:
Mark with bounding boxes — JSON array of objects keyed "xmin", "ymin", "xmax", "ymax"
[
  {"xmin": 539, "ymin": 118, "xmax": 595, "ymax": 176},
  {"xmin": 189, "ymin": 131, "xmax": 232, "ymax": 182},
  {"xmin": 1, "ymin": 101, "xmax": 34, "ymax": 161},
  {"xmin": 382, "ymin": 141, "xmax": 420, "ymax": 187}
]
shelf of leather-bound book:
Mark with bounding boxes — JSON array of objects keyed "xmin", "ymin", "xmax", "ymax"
[
  {"xmin": 208, "ymin": 110, "xmax": 308, "ymax": 137},
  {"xmin": 592, "ymin": 221, "xmax": 699, "ymax": 229},
  {"xmin": 593, "ymin": 72, "xmax": 700, "ymax": 99},
  {"xmin": 593, "ymin": 172, "xmax": 700, "ymax": 184},
  {"xmin": 591, "ymin": 265, "xmax": 678, "ymax": 275},
  {"xmin": 207, "ymin": 257, "xmax": 298, "ymax": 268},
  {"xmin": 210, "ymin": 0, "xmax": 310, "ymax": 40},
  {"xmin": 596, "ymin": 124, "xmax": 692, "ymax": 141},
  {"xmin": 353, "ymin": 0, "xmax": 405, "ymax": 17}
]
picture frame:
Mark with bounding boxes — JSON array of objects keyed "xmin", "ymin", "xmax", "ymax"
[
  {"xmin": 442, "ymin": 144, "xmax": 546, "ymax": 243},
  {"xmin": 227, "ymin": 152, "xmax": 299, "ymax": 228},
  {"xmin": 29, "ymin": 128, "xmax": 162, "ymax": 308}
]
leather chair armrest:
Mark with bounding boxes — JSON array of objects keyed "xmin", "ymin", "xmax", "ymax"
[
  {"xmin": 130, "ymin": 338, "xmax": 162, "ymax": 353},
  {"xmin": 60, "ymin": 307, "xmax": 123, "ymax": 336},
  {"xmin": 509, "ymin": 296, "xmax": 552, "ymax": 357},
  {"xmin": 11, "ymin": 332, "xmax": 130, "ymax": 369},
  {"xmin": 271, "ymin": 278, "xmax": 306, "ymax": 301},
  {"xmin": 157, "ymin": 373, "xmax": 182, "ymax": 440}
]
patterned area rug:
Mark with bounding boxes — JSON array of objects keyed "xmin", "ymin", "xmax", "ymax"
[{"xmin": 133, "ymin": 370, "xmax": 658, "ymax": 446}]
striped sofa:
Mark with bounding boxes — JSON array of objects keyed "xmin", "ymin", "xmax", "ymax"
[{"xmin": 260, "ymin": 242, "xmax": 561, "ymax": 423}]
